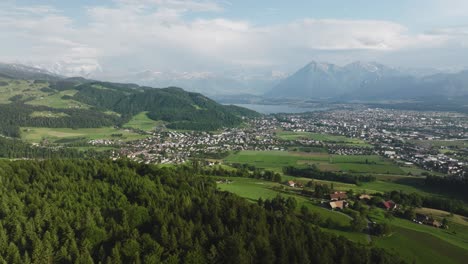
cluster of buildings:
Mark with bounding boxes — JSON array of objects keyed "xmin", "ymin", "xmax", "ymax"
[
  {"xmin": 275, "ymin": 107, "xmax": 468, "ymax": 177},
  {"xmin": 83, "ymin": 105, "xmax": 468, "ymax": 178},
  {"xmin": 111, "ymin": 127, "xmax": 283, "ymax": 164}
]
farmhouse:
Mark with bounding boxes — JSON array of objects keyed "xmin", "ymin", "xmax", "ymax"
[
  {"xmin": 415, "ymin": 213, "xmax": 443, "ymax": 228},
  {"xmin": 329, "ymin": 191, "xmax": 348, "ymax": 201},
  {"xmin": 329, "ymin": 200, "xmax": 348, "ymax": 210},
  {"xmin": 359, "ymin": 194, "xmax": 372, "ymax": 200},
  {"xmin": 381, "ymin": 200, "xmax": 398, "ymax": 210}
]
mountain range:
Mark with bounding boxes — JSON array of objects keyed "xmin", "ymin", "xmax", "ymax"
[
  {"xmin": 3, "ymin": 61, "xmax": 468, "ymax": 101},
  {"xmin": 266, "ymin": 61, "xmax": 468, "ymax": 100}
]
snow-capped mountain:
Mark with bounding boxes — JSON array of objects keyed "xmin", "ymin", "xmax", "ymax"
[
  {"xmin": 113, "ymin": 69, "xmax": 286, "ymax": 96},
  {"xmin": 266, "ymin": 60, "xmax": 468, "ymax": 100},
  {"xmin": 0, "ymin": 62, "xmax": 61, "ymax": 80}
]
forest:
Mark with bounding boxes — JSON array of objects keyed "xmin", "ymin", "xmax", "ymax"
[
  {"xmin": 0, "ymin": 159, "xmax": 403, "ymax": 264},
  {"xmin": 0, "ymin": 137, "xmax": 106, "ymax": 159},
  {"xmin": 71, "ymin": 82, "xmax": 259, "ymax": 131},
  {"xmin": 283, "ymin": 165, "xmax": 376, "ymax": 184},
  {"xmin": 0, "ymin": 104, "xmax": 118, "ymax": 138}
]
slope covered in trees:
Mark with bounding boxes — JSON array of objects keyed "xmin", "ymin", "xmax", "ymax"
[
  {"xmin": 72, "ymin": 83, "xmax": 259, "ymax": 130},
  {"xmin": 0, "ymin": 76, "xmax": 259, "ymax": 137},
  {"xmin": 0, "ymin": 159, "xmax": 403, "ymax": 264}
]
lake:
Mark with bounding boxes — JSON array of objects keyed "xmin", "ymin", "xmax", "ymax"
[{"xmin": 233, "ymin": 103, "xmax": 328, "ymax": 114}]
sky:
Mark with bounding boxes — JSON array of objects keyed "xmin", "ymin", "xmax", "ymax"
[{"xmin": 1, "ymin": 0, "xmax": 468, "ymax": 77}]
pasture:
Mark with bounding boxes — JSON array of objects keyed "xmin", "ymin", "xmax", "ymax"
[
  {"xmin": 224, "ymin": 150, "xmax": 406, "ymax": 174},
  {"xmin": 20, "ymin": 127, "xmax": 147, "ymax": 143},
  {"xmin": 277, "ymin": 131, "xmax": 372, "ymax": 147},
  {"xmin": 369, "ymin": 209, "xmax": 468, "ymax": 264},
  {"xmin": 215, "ymin": 176, "xmax": 368, "ymax": 243},
  {"xmin": 123, "ymin": 111, "xmax": 164, "ymax": 131},
  {"xmin": 26, "ymin": 90, "xmax": 89, "ymax": 109},
  {"xmin": 0, "ymin": 78, "xmax": 49, "ymax": 104}
]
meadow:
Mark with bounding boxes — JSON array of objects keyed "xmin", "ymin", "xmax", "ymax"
[
  {"xmin": 215, "ymin": 176, "xmax": 368, "ymax": 243},
  {"xmin": 277, "ymin": 131, "xmax": 372, "ymax": 147},
  {"xmin": 215, "ymin": 175, "xmax": 468, "ymax": 264},
  {"xmin": 0, "ymin": 78, "xmax": 49, "ymax": 104},
  {"xmin": 26, "ymin": 89, "xmax": 89, "ymax": 109},
  {"xmin": 20, "ymin": 127, "xmax": 147, "ymax": 143},
  {"xmin": 369, "ymin": 209, "xmax": 468, "ymax": 264},
  {"xmin": 224, "ymin": 150, "xmax": 407, "ymax": 175},
  {"xmin": 123, "ymin": 111, "xmax": 164, "ymax": 131}
]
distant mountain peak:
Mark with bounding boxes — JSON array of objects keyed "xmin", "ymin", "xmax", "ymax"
[{"xmin": 266, "ymin": 60, "xmax": 468, "ymax": 100}]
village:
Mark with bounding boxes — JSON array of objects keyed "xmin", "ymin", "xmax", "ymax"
[{"xmin": 93, "ymin": 106, "xmax": 468, "ymax": 178}]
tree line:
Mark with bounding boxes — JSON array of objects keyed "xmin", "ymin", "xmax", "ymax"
[
  {"xmin": 283, "ymin": 165, "xmax": 376, "ymax": 185},
  {"xmin": 0, "ymin": 103, "xmax": 118, "ymax": 138}
]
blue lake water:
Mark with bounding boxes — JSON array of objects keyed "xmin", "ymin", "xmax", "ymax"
[{"xmin": 233, "ymin": 103, "xmax": 328, "ymax": 114}]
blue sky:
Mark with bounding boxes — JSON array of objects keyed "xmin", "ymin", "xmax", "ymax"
[{"xmin": 1, "ymin": 0, "xmax": 468, "ymax": 77}]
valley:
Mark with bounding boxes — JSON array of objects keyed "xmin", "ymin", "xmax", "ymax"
[{"xmin": 0, "ymin": 67, "xmax": 468, "ymax": 264}]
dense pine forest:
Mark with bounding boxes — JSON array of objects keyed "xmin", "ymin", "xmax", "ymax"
[{"xmin": 0, "ymin": 159, "xmax": 403, "ymax": 264}]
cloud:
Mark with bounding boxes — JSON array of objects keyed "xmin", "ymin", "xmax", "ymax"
[{"xmin": 0, "ymin": 1, "xmax": 462, "ymax": 76}]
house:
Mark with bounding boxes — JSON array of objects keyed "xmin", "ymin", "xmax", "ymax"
[
  {"xmin": 381, "ymin": 200, "xmax": 398, "ymax": 210},
  {"xmin": 415, "ymin": 214, "xmax": 442, "ymax": 228},
  {"xmin": 287, "ymin": 181, "xmax": 296, "ymax": 187},
  {"xmin": 329, "ymin": 191, "xmax": 348, "ymax": 201},
  {"xmin": 329, "ymin": 200, "xmax": 348, "ymax": 210},
  {"xmin": 359, "ymin": 194, "xmax": 372, "ymax": 200}
]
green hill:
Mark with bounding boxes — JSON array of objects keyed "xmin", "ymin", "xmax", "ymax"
[{"xmin": 0, "ymin": 75, "xmax": 260, "ymax": 137}]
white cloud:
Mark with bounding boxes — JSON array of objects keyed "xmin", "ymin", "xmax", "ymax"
[{"xmin": 0, "ymin": 1, "xmax": 463, "ymax": 77}]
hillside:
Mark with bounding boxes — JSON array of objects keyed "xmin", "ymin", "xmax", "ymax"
[
  {"xmin": 0, "ymin": 159, "xmax": 403, "ymax": 263},
  {"xmin": 0, "ymin": 71, "xmax": 259, "ymax": 137}
]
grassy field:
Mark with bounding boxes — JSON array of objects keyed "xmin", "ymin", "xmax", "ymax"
[
  {"xmin": 224, "ymin": 150, "xmax": 328, "ymax": 172},
  {"xmin": 414, "ymin": 208, "xmax": 468, "ymax": 226},
  {"xmin": 277, "ymin": 131, "xmax": 372, "ymax": 147},
  {"xmin": 21, "ymin": 127, "xmax": 147, "ymax": 143},
  {"xmin": 224, "ymin": 150, "xmax": 406, "ymax": 175},
  {"xmin": 123, "ymin": 112, "xmax": 164, "ymax": 131},
  {"xmin": 0, "ymin": 78, "xmax": 49, "ymax": 104},
  {"xmin": 215, "ymin": 176, "xmax": 368, "ymax": 243},
  {"xmin": 26, "ymin": 90, "xmax": 89, "ymax": 109},
  {"xmin": 370, "ymin": 209, "xmax": 468, "ymax": 264},
  {"xmin": 30, "ymin": 111, "xmax": 70, "ymax": 118}
]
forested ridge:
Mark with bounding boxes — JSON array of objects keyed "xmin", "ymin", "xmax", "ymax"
[
  {"xmin": 0, "ymin": 104, "xmax": 118, "ymax": 138},
  {"xmin": 72, "ymin": 82, "xmax": 259, "ymax": 130},
  {"xmin": 0, "ymin": 159, "xmax": 403, "ymax": 264},
  {"xmin": 0, "ymin": 77, "xmax": 260, "ymax": 137}
]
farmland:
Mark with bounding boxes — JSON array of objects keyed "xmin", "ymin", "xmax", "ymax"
[
  {"xmin": 224, "ymin": 150, "xmax": 407, "ymax": 175},
  {"xmin": 123, "ymin": 111, "xmax": 164, "ymax": 131},
  {"xmin": 214, "ymin": 173, "xmax": 468, "ymax": 264},
  {"xmin": 215, "ymin": 176, "xmax": 368, "ymax": 243},
  {"xmin": 20, "ymin": 127, "xmax": 147, "ymax": 143},
  {"xmin": 369, "ymin": 209, "xmax": 468, "ymax": 264},
  {"xmin": 26, "ymin": 89, "xmax": 89, "ymax": 109},
  {"xmin": 277, "ymin": 131, "xmax": 372, "ymax": 147},
  {"xmin": 0, "ymin": 78, "xmax": 49, "ymax": 104}
]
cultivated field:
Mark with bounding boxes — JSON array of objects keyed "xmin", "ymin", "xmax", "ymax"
[
  {"xmin": 20, "ymin": 127, "xmax": 147, "ymax": 143},
  {"xmin": 277, "ymin": 131, "xmax": 372, "ymax": 147},
  {"xmin": 224, "ymin": 150, "xmax": 407, "ymax": 174},
  {"xmin": 123, "ymin": 111, "xmax": 164, "ymax": 131}
]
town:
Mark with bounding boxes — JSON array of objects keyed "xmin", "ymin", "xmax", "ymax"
[{"xmin": 89, "ymin": 106, "xmax": 467, "ymax": 178}]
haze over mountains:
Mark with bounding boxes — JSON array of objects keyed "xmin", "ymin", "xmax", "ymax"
[
  {"xmin": 267, "ymin": 61, "xmax": 468, "ymax": 100},
  {"xmin": 3, "ymin": 61, "xmax": 468, "ymax": 101}
]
